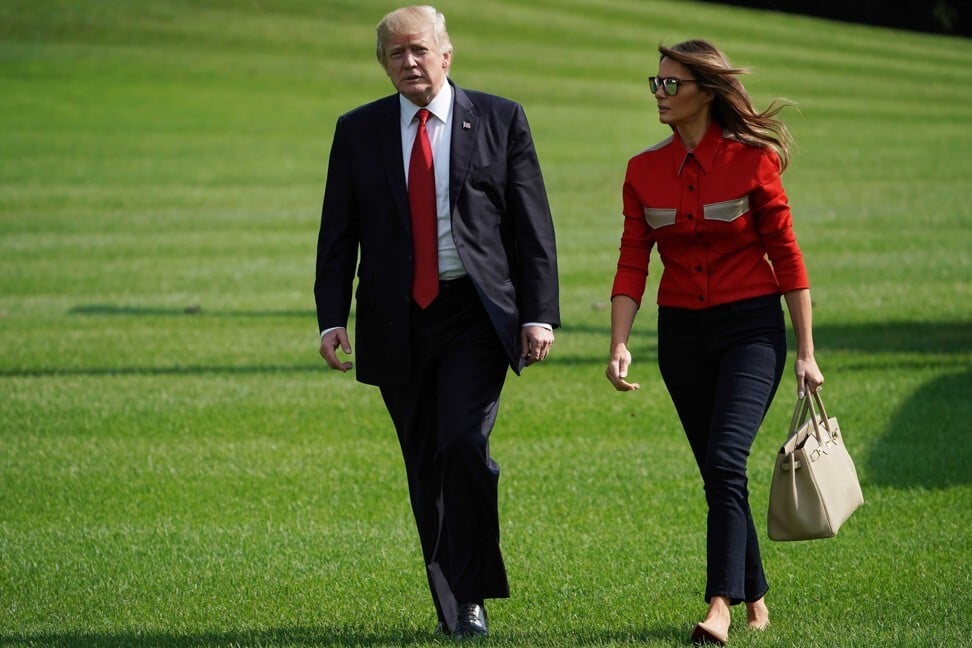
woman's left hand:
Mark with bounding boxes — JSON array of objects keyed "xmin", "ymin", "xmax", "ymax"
[
  {"xmin": 795, "ymin": 354, "xmax": 824, "ymax": 398},
  {"xmin": 606, "ymin": 343, "xmax": 641, "ymax": 391}
]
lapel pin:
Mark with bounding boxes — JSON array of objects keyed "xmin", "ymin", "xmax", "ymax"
[{"xmin": 462, "ymin": 120, "xmax": 472, "ymax": 131}]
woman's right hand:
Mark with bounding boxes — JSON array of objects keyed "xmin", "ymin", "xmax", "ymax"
[{"xmin": 606, "ymin": 343, "xmax": 640, "ymax": 391}]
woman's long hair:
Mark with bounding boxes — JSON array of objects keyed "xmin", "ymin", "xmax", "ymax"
[{"xmin": 660, "ymin": 40, "xmax": 793, "ymax": 171}]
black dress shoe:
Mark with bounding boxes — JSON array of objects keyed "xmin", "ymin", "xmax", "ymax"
[{"xmin": 453, "ymin": 602, "xmax": 488, "ymax": 640}]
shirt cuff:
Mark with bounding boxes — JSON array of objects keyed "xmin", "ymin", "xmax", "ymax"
[
  {"xmin": 320, "ymin": 326, "xmax": 345, "ymax": 339},
  {"xmin": 522, "ymin": 322, "xmax": 552, "ymax": 330}
]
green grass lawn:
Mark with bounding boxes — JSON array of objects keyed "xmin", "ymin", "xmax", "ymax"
[{"xmin": 2, "ymin": 1, "xmax": 970, "ymax": 646}]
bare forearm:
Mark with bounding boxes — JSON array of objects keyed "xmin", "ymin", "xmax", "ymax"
[
  {"xmin": 783, "ymin": 288, "xmax": 824, "ymax": 396},
  {"xmin": 606, "ymin": 294, "xmax": 641, "ymax": 391},
  {"xmin": 610, "ymin": 295, "xmax": 639, "ymax": 349},
  {"xmin": 783, "ymin": 289, "xmax": 815, "ymax": 358}
]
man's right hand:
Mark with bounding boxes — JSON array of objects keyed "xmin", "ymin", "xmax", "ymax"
[{"xmin": 320, "ymin": 327, "xmax": 353, "ymax": 372}]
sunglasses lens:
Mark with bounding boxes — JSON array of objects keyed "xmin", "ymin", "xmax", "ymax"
[{"xmin": 650, "ymin": 78, "xmax": 679, "ymax": 96}]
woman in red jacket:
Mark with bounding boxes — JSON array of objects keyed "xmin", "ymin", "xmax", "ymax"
[{"xmin": 605, "ymin": 40, "xmax": 824, "ymax": 646}]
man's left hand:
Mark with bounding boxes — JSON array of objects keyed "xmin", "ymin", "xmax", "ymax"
[{"xmin": 521, "ymin": 325, "xmax": 554, "ymax": 366}]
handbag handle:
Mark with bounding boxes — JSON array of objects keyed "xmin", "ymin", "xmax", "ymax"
[
  {"xmin": 809, "ymin": 389, "xmax": 836, "ymax": 437},
  {"xmin": 779, "ymin": 391, "xmax": 828, "ymax": 502},
  {"xmin": 785, "ymin": 389, "xmax": 831, "ymax": 451},
  {"xmin": 787, "ymin": 394, "xmax": 811, "ymax": 435}
]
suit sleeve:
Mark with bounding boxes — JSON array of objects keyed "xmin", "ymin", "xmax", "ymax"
[
  {"xmin": 506, "ymin": 104, "xmax": 561, "ymax": 328},
  {"xmin": 314, "ymin": 116, "xmax": 360, "ymax": 332}
]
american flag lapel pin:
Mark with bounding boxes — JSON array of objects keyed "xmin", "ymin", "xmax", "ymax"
[{"xmin": 462, "ymin": 120, "xmax": 472, "ymax": 131}]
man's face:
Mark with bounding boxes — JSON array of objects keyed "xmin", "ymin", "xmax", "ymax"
[{"xmin": 382, "ymin": 28, "xmax": 451, "ymax": 106}]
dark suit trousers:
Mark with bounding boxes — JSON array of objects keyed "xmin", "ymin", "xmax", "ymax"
[
  {"xmin": 379, "ymin": 277, "xmax": 511, "ymax": 628},
  {"xmin": 657, "ymin": 294, "xmax": 786, "ymax": 605}
]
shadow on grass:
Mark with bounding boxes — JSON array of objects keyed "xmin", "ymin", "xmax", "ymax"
[
  {"xmin": 812, "ymin": 320, "xmax": 972, "ymax": 489},
  {"xmin": 69, "ymin": 304, "xmax": 314, "ymax": 318},
  {"xmin": 0, "ymin": 625, "xmax": 686, "ymax": 647},
  {"xmin": 0, "ymin": 363, "xmax": 322, "ymax": 378},
  {"xmin": 551, "ymin": 318, "xmax": 972, "ymax": 366},
  {"xmin": 0, "ymin": 627, "xmax": 688, "ymax": 648},
  {"xmin": 0, "ymin": 626, "xmax": 425, "ymax": 647},
  {"xmin": 813, "ymin": 319, "xmax": 972, "ymax": 355},
  {"xmin": 866, "ymin": 369, "xmax": 972, "ymax": 489}
]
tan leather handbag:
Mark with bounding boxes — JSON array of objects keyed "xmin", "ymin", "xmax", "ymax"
[{"xmin": 768, "ymin": 390, "xmax": 864, "ymax": 541}]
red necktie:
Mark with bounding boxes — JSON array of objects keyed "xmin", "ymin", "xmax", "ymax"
[{"xmin": 408, "ymin": 108, "xmax": 439, "ymax": 308}]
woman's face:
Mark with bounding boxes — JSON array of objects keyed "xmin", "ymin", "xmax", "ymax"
[{"xmin": 654, "ymin": 57, "xmax": 712, "ymax": 128}]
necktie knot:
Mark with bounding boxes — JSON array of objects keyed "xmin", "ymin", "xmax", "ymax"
[{"xmin": 417, "ymin": 108, "xmax": 430, "ymax": 125}]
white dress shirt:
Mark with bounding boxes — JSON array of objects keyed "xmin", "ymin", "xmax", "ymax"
[{"xmin": 400, "ymin": 85, "xmax": 465, "ymax": 280}]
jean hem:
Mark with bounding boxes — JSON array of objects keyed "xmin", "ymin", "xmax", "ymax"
[{"xmin": 704, "ymin": 584, "xmax": 769, "ymax": 606}]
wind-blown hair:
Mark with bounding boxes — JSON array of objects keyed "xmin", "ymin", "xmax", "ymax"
[
  {"xmin": 660, "ymin": 40, "xmax": 794, "ymax": 170},
  {"xmin": 376, "ymin": 5, "xmax": 453, "ymax": 65}
]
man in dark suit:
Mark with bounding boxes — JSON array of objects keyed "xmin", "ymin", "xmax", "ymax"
[{"xmin": 314, "ymin": 5, "xmax": 559, "ymax": 640}]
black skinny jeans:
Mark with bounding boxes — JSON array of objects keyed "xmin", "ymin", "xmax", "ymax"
[{"xmin": 658, "ymin": 294, "xmax": 786, "ymax": 605}]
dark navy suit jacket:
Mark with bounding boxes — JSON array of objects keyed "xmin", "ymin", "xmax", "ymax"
[{"xmin": 315, "ymin": 80, "xmax": 560, "ymax": 386}]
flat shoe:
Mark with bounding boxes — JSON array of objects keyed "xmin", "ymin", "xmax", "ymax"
[{"xmin": 691, "ymin": 621, "xmax": 728, "ymax": 646}]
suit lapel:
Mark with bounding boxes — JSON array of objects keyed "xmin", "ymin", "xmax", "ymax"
[
  {"xmin": 384, "ymin": 83, "xmax": 476, "ymax": 229},
  {"xmin": 449, "ymin": 82, "xmax": 477, "ymax": 212},
  {"xmin": 378, "ymin": 95, "xmax": 410, "ymax": 231}
]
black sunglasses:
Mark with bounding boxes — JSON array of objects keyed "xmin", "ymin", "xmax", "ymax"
[{"xmin": 649, "ymin": 76, "xmax": 697, "ymax": 96}]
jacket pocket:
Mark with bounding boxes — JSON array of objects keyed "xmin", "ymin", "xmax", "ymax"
[
  {"xmin": 703, "ymin": 196, "xmax": 749, "ymax": 222},
  {"xmin": 644, "ymin": 207, "xmax": 677, "ymax": 229}
]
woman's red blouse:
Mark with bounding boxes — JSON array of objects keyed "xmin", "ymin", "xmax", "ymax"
[{"xmin": 611, "ymin": 121, "xmax": 809, "ymax": 309}]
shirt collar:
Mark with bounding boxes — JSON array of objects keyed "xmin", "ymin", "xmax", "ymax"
[
  {"xmin": 673, "ymin": 120, "xmax": 723, "ymax": 176},
  {"xmin": 399, "ymin": 82, "xmax": 453, "ymax": 127}
]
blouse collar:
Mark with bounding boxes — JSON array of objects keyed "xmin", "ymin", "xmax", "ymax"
[{"xmin": 673, "ymin": 120, "xmax": 723, "ymax": 176}]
